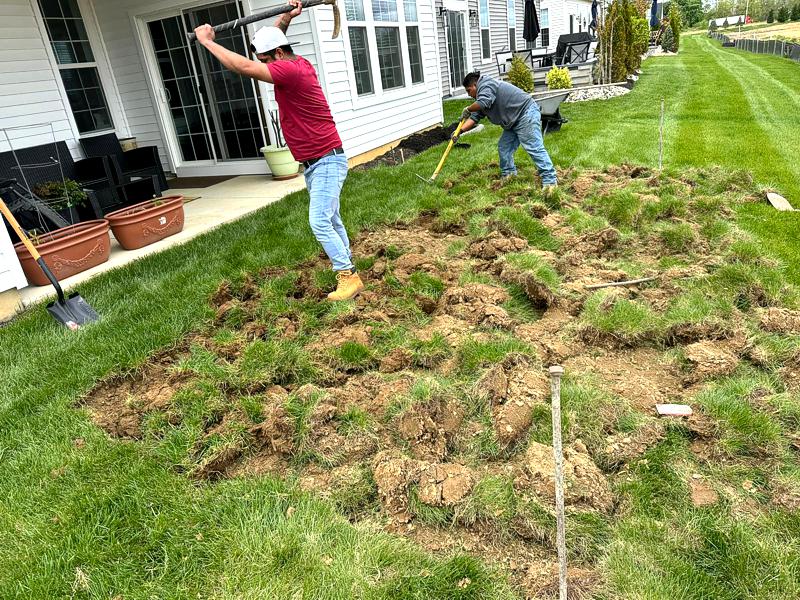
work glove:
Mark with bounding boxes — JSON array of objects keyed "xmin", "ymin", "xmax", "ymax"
[
  {"xmin": 450, "ymin": 131, "xmax": 461, "ymax": 143},
  {"xmin": 460, "ymin": 107, "xmax": 473, "ymax": 122}
]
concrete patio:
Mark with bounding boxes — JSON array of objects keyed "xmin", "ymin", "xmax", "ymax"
[{"xmin": 16, "ymin": 174, "xmax": 306, "ymax": 310}]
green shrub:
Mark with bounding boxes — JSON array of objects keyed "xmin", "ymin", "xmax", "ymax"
[
  {"xmin": 507, "ymin": 55, "xmax": 535, "ymax": 93},
  {"xmin": 668, "ymin": 1, "xmax": 682, "ymax": 50},
  {"xmin": 545, "ymin": 66, "xmax": 572, "ymax": 90},
  {"xmin": 792, "ymin": 3, "xmax": 800, "ymax": 21},
  {"xmin": 767, "ymin": 9, "xmax": 774, "ymax": 23},
  {"xmin": 778, "ymin": 5, "xmax": 789, "ymax": 21},
  {"xmin": 708, "ymin": 20, "xmax": 718, "ymax": 31},
  {"xmin": 661, "ymin": 25, "xmax": 676, "ymax": 52},
  {"xmin": 32, "ymin": 179, "xmax": 88, "ymax": 210}
]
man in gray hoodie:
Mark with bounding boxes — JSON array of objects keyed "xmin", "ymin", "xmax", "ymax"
[{"xmin": 457, "ymin": 71, "xmax": 557, "ymax": 194}]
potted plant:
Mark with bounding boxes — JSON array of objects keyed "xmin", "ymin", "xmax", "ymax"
[
  {"xmin": 14, "ymin": 220, "xmax": 111, "ymax": 286},
  {"xmin": 32, "ymin": 179, "xmax": 94, "ymax": 224},
  {"xmin": 259, "ymin": 110, "xmax": 300, "ymax": 180},
  {"xmin": 104, "ymin": 195, "xmax": 185, "ymax": 250}
]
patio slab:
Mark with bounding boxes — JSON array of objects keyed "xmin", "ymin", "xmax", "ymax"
[{"xmin": 16, "ymin": 174, "xmax": 306, "ymax": 310}]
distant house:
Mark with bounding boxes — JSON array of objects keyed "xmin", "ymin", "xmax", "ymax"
[
  {"xmin": 709, "ymin": 15, "xmax": 750, "ymax": 28},
  {"xmin": 0, "ymin": 0, "xmax": 444, "ymax": 178},
  {"xmin": 434, "ymin": 0, "xmax": 594, "ymax": 98}
]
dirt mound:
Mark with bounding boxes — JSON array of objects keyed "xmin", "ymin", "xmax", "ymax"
[
  {"xmin": 380, "ymin": 347, "xmax": 413, "ymax": 373},
  {"xmin": 758, "ymin": 307, "xmax": 800, "ymax": 334},
  {"xmin": 495, "ymin": 259, "xmax": 557, "ymax": 309},
  {"xmin": 603, "ymin": 421, "xmax": 666, "ymax": 466},
  {"xmin": 468, "ymin": 232, "xmax": 528, "ymax": 260},
  {"xmin": 395, "ymin": 396, "xmax": 464, "ymax": 461},
  {"xmin": 683, "ymin": 339, "xmax": 742, "ymax": 383},
  {"xmin": 439, "ymin": 283, "xmax": 513, "ymax": 329},
  {"xmin": 517, "ymin": 441, "xmax": 614, "ymax": 513},
  {"xmin": 526, "ymin": 561, "xmax": 602, "ymax": 599}
]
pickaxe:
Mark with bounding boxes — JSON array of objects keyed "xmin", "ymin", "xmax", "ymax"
[{"xmin": 186, "ymin": 0, "xmax": 341, "ymax": 43}]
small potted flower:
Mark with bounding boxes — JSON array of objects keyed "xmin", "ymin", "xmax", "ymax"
[
  {"xmin": 32, "ymin": 179, "xmax": 94, "ymax": 224},
  {"xmin": 259, "ymin": 110, "xmax": 300, "ymax": 180}
]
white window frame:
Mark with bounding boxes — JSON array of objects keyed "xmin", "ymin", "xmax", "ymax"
[
  {"xmin": 341, "ymin": 0, "xmax": 429, "ymax": 108},
  {"xmin": 507, "ymin": 0, "xmax": 516, "ymax": 51},
  {"xmin": 31, "ymin": 0, "xmax": 129, "ymax": 141},
  {"xmin": 540, "ymin": 7, "xmax": 550, "ymax": 49},
  {"xmin": 478, "ymin": 0, "xmax": 490, "ymax": 60}
]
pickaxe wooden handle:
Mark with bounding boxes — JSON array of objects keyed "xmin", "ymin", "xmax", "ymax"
[
  {"xmin": 187, "ymin": 0, "xmax": 340, "ymax": 42},
  {"xmin": 430, "ymin": 117, "xmax": 468, "ymax": 182}
]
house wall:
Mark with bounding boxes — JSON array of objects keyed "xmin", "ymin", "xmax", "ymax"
[
  {"xmin": 0, "ymin": 0, "xmax": 80, "ymax": 154},
  {"xmin": 539, "ymin": 0, "xmax": 593, "ymax": 52}
]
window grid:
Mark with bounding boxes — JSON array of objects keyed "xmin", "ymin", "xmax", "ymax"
[
  {"xmin": 479, "ymin": 0, "xmax": 490, "ymax": 59},
  {"xmin": 37, "ymin": 0, "xmax": 113, "ymax": 134},
  {"xmin": 403, "ymin": 0, "xmax": 417, "ymax": 21},
  {"xmin": 375, "ymin": 26, "xmax": 404, "ymax": 89},
  {"xmin": 371, "ymin": 0, "xmax": 398, "ymax": 21},
  {"xmin": 406, "ymin": 26, "xmax": 423, "ymax": 83},
  {"xmin": 349, "ymin": 27, "xmax": 374, "ymax": 94}
]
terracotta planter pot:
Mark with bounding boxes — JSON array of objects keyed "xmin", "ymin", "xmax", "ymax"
[
  {"xmin": 105, "ymin": 196, "xmax": 185, "ymax": 250},
  {"xmin": 14, "ymin": 220, "xmax": 111, "ymax": 287}
]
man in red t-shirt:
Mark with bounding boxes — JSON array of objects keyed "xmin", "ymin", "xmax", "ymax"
[{"xmin": 194, "ymin": 2, "xmax": 363, "ymax": 301}]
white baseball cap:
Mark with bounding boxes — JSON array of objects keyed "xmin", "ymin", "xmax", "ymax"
[{"xmin": 251, "ymin": 26, "xmax": 289, "ymax": 54}]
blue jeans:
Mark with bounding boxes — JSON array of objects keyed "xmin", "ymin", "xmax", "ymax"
[
  {"xmin": 304, "ymin": 153, "xmax": 354, "ymax": 272},
  {"xmin": 497, "ymin": 103, "xmax": 557, "ymax": 185}
]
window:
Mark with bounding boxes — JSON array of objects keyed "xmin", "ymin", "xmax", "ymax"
[
  {"xmin": 479, "ymin": 0, "xmax": 490, "ymax": 59},
  {"xmin": 507, "ymin": 0, "xmax": 516, "ymax": 51},
  {"xmin": 541, "ymin": 8, "xmax": 550, "ymax": 48},
  {"xmin": 406, "ymin": 27, "xmax": 423, "ymax": 83},
  {"xmin": 570, "ymin": 14, "xmax": 574, "ymax": 34},
  {"xmin": 345, "ymin": 0, "xmax": 422, "ymax": 95},
  {"xmin": 38, "ymin": 0, "xmax": 113, "ymax": 134}
]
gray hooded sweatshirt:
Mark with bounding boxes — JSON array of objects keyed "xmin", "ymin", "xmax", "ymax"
[{"xmin": 469, "ymin": 76, "xmax": 534, "ymax": 130}]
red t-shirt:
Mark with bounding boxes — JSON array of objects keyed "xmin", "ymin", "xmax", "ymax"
[{"xmin": 267, "ymin": 56, "xmax": 342, "ymax": 162}]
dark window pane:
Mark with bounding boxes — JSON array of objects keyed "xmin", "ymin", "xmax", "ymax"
[
  {"xmin": 156, "ymin": 51, "xmax": 176, "ymax": 80},
  {"xmin": 192, "ymin": 134, "xmax": 212, "ymax": 160},
  {"xmin": 60, "ymin": 68, "xmax": 81, "ymax": 90},
  {"xmin": 509, "ymin": 27, "xmax": 516, "ymax": 51},
  {"xmin": 66, "ymin": 89, "xmax": 88, "ymax": 111},
  {"xmin": 163, "ymin": 18, "xmax": 184, "ymax": 49},
  {"xmin": 375, "ymin": 27, "xmax": 404, "ymax": 89},
  {"xmin": 77, "ymin": 67, "xmax": 99, "ymax": 88},
  {"xmin": 73, "ymin": 41, "xmax": 94, "ymax": 62},
  {"xmin": 149, "ymin": 21, "xmax": 168, "ymax": 51},
  {"xmin": 171, "ymin": 49, "xmax": 191, "ymax": 77},
  {"xmin": 59, "ymin": 0, "xmax": 81, "ymax": 18},
  {"xmin": 239, "ymin": 131, "xmax": 258, "ymax": 158},
  {"xmin": 85, "ymin": 87, "xmax": 104, "ymax": 108},
  {"xmin": 40, "ymin": 0, "xmax": 62, "ymax": 18},
  {"xmin": 177, "ymin": 78, "xmax": 198, "ymax": 107},
  {"xmin": 66, "ymin": 19, "xmax": 89, "ymax": 42},
  {"xmin": 164, "ymin": 79, "xmax": 180, "ymax": 108},
  {"xmin": 46, "ymin": 18, "xmax": 70, "ymax": 41},
  {"xmin": 481, "ymin": 29, "xmax": 490, "ymax": 58},
  {"xmin": 220, "ymin": 104, "xmax": 235, "ymax": 129},
  {"xmin": 231, "ymin": 100, "xmax": 250, "ymax": 128},
  {"xmin": 407, "ymin": 26, "xmax": 423, "ymax": 83},
  {"xmin": 542, "ymin": 28, "xmax": 549, "ymax": 47},
  {"xmin": 179, "ymin": 135, "xmax": 195, "ymax": 161},
  {"xmin": 73, "ymin": 110, "xmax": 94, "ymax": 133},
  {"xmin": 185, "ymin": 107, "xmax": 205, "ymax": 134},
  {"xmin": 92, "ymin": 109, "xmax": 112, "ymax": 130},
  {"xmin": 348, "ymin": 27, "xmax": 373, "ymax": 95},
  {"xmin": 224, "ymin": 131, "xmax": 242, "ymax": 159},
  {"xmin": 172, "ymin": 109, "xmax": 189, "ymax": 135}
]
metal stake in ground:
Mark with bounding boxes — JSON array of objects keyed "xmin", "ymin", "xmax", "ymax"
[
  {"xmin": 549, "ymin": 365, "xmax": 568, "ymax": 600},
  {"xmin": 659, "ymin": 98, "xmax": 665, "ymax": 170}
]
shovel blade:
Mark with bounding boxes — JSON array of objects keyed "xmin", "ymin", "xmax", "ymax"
[{"xmin": 47, "ymin": 293, "xmax": 99, "ymax": 330}]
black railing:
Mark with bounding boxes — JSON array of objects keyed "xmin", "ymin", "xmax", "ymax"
[{"xmin": 709, "ymin": 31, "xmax": 800, "ymax": 62}]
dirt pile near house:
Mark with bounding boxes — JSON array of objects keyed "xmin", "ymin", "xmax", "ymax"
[{"xmin": 78, "ymin": 164, "xmax": 800, "ymax": 598}]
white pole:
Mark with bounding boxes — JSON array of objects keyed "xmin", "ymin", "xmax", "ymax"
[
  {"xmin": 659, "ymin": 98, "xmax": 665, "ymax": 169},
  {"xmin": 549, "ymin": 365, "xmax": 568, "ymax": 600}
]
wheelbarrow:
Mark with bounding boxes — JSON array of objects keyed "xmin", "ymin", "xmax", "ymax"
[{"xmin": 533, "ymin": 90, "xmax": 571, "ymax": 134}]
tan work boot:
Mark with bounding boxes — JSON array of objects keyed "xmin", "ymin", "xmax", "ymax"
[{"xmin": 327, "ymin": 270, "xmax": 365, "ymax": 301}]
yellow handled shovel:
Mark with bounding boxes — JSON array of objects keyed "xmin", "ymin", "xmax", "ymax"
[{"xmin": 416, "ymin": 117, "xmax": 469, "ymax": 185}]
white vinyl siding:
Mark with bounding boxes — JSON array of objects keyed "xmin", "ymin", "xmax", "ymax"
[{"xmin": 468, "ymin": 0, "xmax": 540, "ymax": 78}]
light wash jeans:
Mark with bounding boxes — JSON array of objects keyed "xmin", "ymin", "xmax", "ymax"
[
  {"xmin": 497, "ymin": 102, "xmax": 558, "ymax": 185},
  {"xmin": 304, "ymin": 153, "xmax": 354, "ymax": 272}
]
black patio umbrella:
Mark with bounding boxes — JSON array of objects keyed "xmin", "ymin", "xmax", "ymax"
[
  {"xmin": 523, "ymin": 0, "xmax": 540, "ymax": 43},
  {"xmin": 590, "ymin": 0, "xmax": 598, "ymax": 33},
  {"xmin": 650, "ymin": 0, "xmax": 659, "ymax": 28}
]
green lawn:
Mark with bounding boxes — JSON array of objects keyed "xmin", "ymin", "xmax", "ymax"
[{"xmin": 1, "ymin": 34, "xmax": 799, "ymax": 598}]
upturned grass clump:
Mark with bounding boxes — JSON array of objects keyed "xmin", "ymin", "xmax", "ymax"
[
  {"xmin": 491, "ymin": 206, "xmax": 561, "ymax": 251},
  {"xmin": 331, "ymin": 341, "xmax": 376, "ymax": 372},
  {"xmin": 410, "ymin": 333, "xmax": 452, "ymax": 368},
  {"xmin": 237, "ymin": 339, "xmax": 318, "ymax": 388},
  {"xmin": 408, "ymin": 271, "xmax": 446, "ymax": 301},
  {"xmin": 655, "ymin": 222, "xmax": 697, "ymax": 254},
  {"xmin": 457, "ymin": 336, "xmax": 534, "ymax": 375},
  {"xmin": 580, "ymin": 290, "xmax": 660, "ymax": 344},
  {"xmin": 588, "ymin": 189, "xmax": 643, "ymax": 229},
  {"xmin": 504, "ymin": 252, "xmax": 561, "ymax": 292}
]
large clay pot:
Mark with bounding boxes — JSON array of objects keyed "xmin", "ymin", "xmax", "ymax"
[
  {"xmin": 14, "ymin": 220, "xmax": 111, "ymax": 287},
  {"xmin": 105, "ymin": 196, "xmax": 185, "ymax": 251}
]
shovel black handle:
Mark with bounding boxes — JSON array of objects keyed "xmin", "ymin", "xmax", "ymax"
[
  {"xmin": 0, "ymin": 197, "xmax": 66, "ymax": 305},
  {"xmin": 187, "ymin": 0, "xmax": 335, "ymax": 42}
]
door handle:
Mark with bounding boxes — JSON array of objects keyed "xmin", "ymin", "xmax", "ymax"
[{"xmin": 162, "ymin": 87, "xmax": 172, "ymax": 103}]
